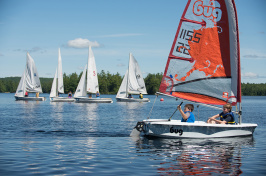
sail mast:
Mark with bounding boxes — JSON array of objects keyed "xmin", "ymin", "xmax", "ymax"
[{"xmin": 125, "ymin": 53, "xmax": 131, "ymax": 98}]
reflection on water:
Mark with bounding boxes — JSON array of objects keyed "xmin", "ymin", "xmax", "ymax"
[
  {"xmin": 117, "ymin": 102, "xmax": 146, "ymax": 110},
  {"xmin": 1, "ymin": 94, "xmax": 265, "ymax": 175},
  {"xmin": 135, "ymin": 136, "xmax": 254, "ymax": 175},
  {"xmin": 50, "ymin": 101, "xmax": 63, "ymax": 120},
  {"xmin": 117, "ymin": 102, "xmax": 147, "ymax": 122}
]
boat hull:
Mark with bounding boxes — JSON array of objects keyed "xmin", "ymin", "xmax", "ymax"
[
  {"xmin": 74, "ymin": 97, "xmax": 113, "ymax": 103},
  {"xmin": 131, "ymin": 119, "xmax": 257, "ymax": 138},
  {"xmin": 116, "ymin": 97, "xmax": 150, "ymax": 102},
  {"xmin": 50, "ymin": 97, "xmax": 75, "ymax": 102},
  {"xmin": 15, "ymin": 96, "xmax": 45, "ymax": 101}
]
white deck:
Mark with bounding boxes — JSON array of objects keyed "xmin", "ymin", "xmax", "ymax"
[
  {"xmin": 74, "ymin": 97, "xmax": 113, "ymax": 103},
  {"xmin": 15, "ymin": 96, "xmax": 45, "ymax": 101},
  {"xmin": 116, "ymin": 97, "xmax": 150, "ymax": 102},
  {"xmin": 50, "ymin": 97, "xmax": 75, "ymax": 102}
]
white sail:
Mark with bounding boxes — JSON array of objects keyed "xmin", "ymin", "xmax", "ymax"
[
  {"xmin": 116, "ymin": 70, "xmax": 128, "ymax": 98},
  {"xmin": 50, "ymin": 69, "xmax": 57, "ymax": 98},
  {"xmin": 74, "ymin": 64, "xmax": 87, "ymax": 98},
  {"xmin": 86, "ymin": 46, "xmax": 99, "ymax": 94},
  {"xmin": 15, "ymin": 70, "xmax": 26, "ymax": 97},
  {"xmin": 57, "ymin": 48, "xmax": 64, "ymax": 94},
  {"xmin": 127, "ymin": 53, "xmax": 147, "ymax": 94},
  {"xmin": 24, "ymin": 52, "xmax": 42, "ymax": 93}
]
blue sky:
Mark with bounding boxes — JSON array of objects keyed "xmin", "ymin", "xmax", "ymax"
[{"xmin": 0, "ymin": 0, "xmax": 265, "ymax": 83}]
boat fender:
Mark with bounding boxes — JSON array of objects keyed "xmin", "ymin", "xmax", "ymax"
[{"xmin": 134, "ymin": 121, "xmax": 145, "ymax": 132}]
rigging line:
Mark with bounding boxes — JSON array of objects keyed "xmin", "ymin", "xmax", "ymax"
[{"xmin": 147, "ymin": 94, "xmax": 158, "ymax": 119}]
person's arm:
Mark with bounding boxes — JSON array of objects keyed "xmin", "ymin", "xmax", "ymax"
[
  {"xmin": 210, "ymin": 118, "xmax": 227, "ymax": 124},
  {"xmin": 208, "ymin": 114, "xmax": 227, "ymax": 124},
  {"xmin": 177, "ymin": 105, "xmax": 188, "ymax": 120},
  {"xmin": 209, "ymin": 114, "xmax": 219, "ymax": 120}
]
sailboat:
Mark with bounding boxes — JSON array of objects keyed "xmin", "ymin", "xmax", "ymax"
[
  {"xmin": 131, "ymin": 0, "xmax": 257, "ymax": 138},
  {"xmin": 50, "ymin": 48, "xmax": 74, "ymax": 102},
  {"xmin": 116, "ymin": 53, "xmax": 150, "ymax": 102},
  {"xmin": 15, "ymin": 52, "xmax": 45, "ymax": 101},
  {"xmin": 74, "ymin": 46, "xmax": 113, "ymax": 103}
]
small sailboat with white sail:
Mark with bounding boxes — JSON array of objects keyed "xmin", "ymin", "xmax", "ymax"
[
  {"xmin": 50, "ymin": 48, "xmax": 74, "ymax": 102},
  {"xmin": 116, "ymin": 53, "xmax": 149, "ymax": 102},
  {"xmin": 74, "ymin": 46, "xmax": 113, "ymax": 103},
  {"xmin": 15, "ymin": 52, "xmax": 45, "ymax": 101},
  {"xmin": 131, "ymin": 0, "xmax": 257, "ymax": 138}
]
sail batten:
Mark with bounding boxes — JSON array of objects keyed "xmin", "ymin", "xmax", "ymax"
[{"xmin": 160, "ymin": 0, "xmax": 240, "ymax": 106}]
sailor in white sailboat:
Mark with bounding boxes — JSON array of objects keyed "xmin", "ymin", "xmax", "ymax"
[
  {"xmin": 128, "ymin": 94, "xmax": 132, "ymax": 98},
  {"xmin": 207, "ymin": 103, "xmax": 235, "ymax": 125},
  {"xmin": 177, "ymin": 104, "xmax": 195, "ymax": 123},
  {"xmin": 139, "ymin": 93, "xmax": 143, "ymax": 99},
  {"xmin": 96, "ymin": 91, "xmax": 100, "ymax": 98},
  {"xmin": 68, "ymin": 91, "xmax": 72, "ymax": 98}
]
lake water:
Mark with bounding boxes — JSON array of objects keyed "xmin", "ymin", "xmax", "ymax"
[{"xmin": 0, "ymin": 93, "xmax": 266, "ymax": 175}]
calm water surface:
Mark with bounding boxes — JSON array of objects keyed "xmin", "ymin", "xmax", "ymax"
[{"xmin": 0, "ymin": 93, "xmax": 266, "ymax": 175}]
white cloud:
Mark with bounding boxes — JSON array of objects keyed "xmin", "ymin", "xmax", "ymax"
[
  {"xmin": 117, "ymin": 63, "xmax": 125, "ymax": 67},
  {"xmin": 96, "ymin": 33, "xmax": 144, "ymax": 38},
  {"xmin": 242, "ymin": 72, "xmax": 258, "ymax": 79},
  {"xmin": 243, "ymin": 54, "xmax": 266, "ymax": 59},
  {"xmin": 67, "ymin": 38, "xmax": 100, "ymax": 48},
  {"xmin": 77, "ymin": 66, "xmax": 85, "ymax": 70}
]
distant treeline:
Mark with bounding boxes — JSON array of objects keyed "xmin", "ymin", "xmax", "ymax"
[
  {"xmin": 0, "ymin": 72, "xmax": 265, "ymax": 96},
  {"xmin": 0, "ymin": 71, "xmax": 163, "ymax": 95}
]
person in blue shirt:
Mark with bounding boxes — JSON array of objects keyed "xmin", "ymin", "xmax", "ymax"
[
  {"xmin": 177, "ymin": 104, "xmax": 195, "ymax": 123},
  {"xmin": 96, "ymin": 91, "xmax": 100, "ymax": 98},
  {"xmin": 207, "ymin": 103, "xmax": 235, "ymax": 124}
]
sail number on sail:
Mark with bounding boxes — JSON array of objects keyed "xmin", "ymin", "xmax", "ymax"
[
  {"xmin": 176, "ymin": 29, "xmax": 202, "ymax": 55},
  {"xmin": 170, "ymin": 127, "xmax": 183, "ymax": 136}
]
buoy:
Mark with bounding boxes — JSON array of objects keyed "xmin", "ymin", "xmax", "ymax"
[{"xmin": 160, "ymin": 98, "xmax": 164, "ymax": 101}]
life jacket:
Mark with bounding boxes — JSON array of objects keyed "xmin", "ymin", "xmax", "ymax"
[
  {"xmin": 139, "ymin": 94, "xmax": 143, "ymax": 99},
  {"xmin": 181, "ymin": 111, "xmax": 195, "ymax": 123},
  {"xmin": 219, "ymin": 112, "xmax": 235, "ymax": 124}
]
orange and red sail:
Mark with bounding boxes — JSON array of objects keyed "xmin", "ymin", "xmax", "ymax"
[{"xmin": 159, "ymin": 0, "xmax": 241, "ymax": 105}]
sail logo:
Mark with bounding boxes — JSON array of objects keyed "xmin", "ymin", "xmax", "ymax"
[{"xmin": 193, "ymin": 0, "xmax": 222, "ymax": 22}]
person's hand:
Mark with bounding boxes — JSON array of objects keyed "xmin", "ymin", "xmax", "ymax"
[{"xmin": 177, "ymin": 105, "xmax": 181, "ymax": 111}]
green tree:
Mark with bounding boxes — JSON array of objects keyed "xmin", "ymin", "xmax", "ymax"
[
  {"xmin": 0, "ymin": 80, "xmax": 6, "ymax": 92},
  {"xmin": 144, "ymin": 73, "xmax": 163, "ymax": 95}
]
